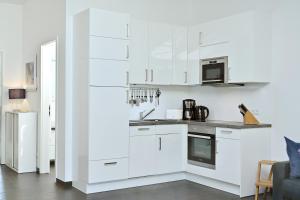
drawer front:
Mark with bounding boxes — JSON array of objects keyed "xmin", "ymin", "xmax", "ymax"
[
  {"xmin": 89, "ymin": 36, "xmax": 129, "ymax": 61},
  {"xmin": 130, "ymin": 126, "xmax": 155, "ymax": 136},
  {"xmin": 216, "ymin": 128, "xmax": 240, "ymax": 140},
  {"xmin": 88, "ymin": 158, "xmax": 129, "ymax": 183},
  {"xmin": 89, "ymin": 60, "xmax": 129, "ymax": 87},
  {"xmin": 156, "ymin": 125, "xmax": 186, "ymax": 135}
]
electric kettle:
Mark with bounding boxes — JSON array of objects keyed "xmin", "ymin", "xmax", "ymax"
[{"xmin": 195, "ymin": 106, "xmax": 209, "ymax": 122}]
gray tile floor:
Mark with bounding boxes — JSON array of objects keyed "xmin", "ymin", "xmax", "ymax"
[{"xmin": 0, "ymin": 165, "xmax": 269, "ymax": 200}]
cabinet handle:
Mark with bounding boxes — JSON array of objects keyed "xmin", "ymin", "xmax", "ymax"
[
  {"xmin": 220, "ymin": 130, "xmax": 233, "ymax": 134},
  {"xmin": 184, "ymin": 72, "xmax": 188, "ymax": 83},
  {"xmin": 145, "ymin": 69, "xmax": 148, "ymax": 82},
  {"xmin": 138, "ymin": 128, "xmax": 150, "ymax": 131},
  {"xmin": 126, "ymin": 71, "xmax": 129, "ymax": 85},
  {"xmin": 126, "ymin": 24, "xmax": 129, "ymax": 38},
  {"xmin": 126, "ymin": 90, "xmax": 129, "ymax": 103},
  {"xmin": 159, "ymin": 137, "xmax": 162, "ymax": 151},
  {"xmin": 104, "ymin": 162, "xmax": 118, "ymax": 166},
  {"xmin": 199, "ymin": 32, "xmax": 203, "ymax": 45},
  {"xmin": 151, "ymin": 69, "xmax": 154, "ymax": 82},
  {"xmin": 126, "ymin": 45, "xmax": 130, "ymax": 59}
]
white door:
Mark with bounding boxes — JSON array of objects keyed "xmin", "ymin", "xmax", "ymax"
[
  {"xmin": 173, "ymin": 26, "xmax": 188, "ymax": 85},
  {"xmin": 89, "ymin": 9, "xmax": 130, "ymax": 39},
  {"xmin": 148, "ymin": 22, "xmax": 173, "ymax": 85},
  {"xmin": 40, "ymin": 40, "xmax": 57, "ymax": 174},
  {"xmin": 187, "ymin": 27, "xmax": 201, "ymax": 85},
  {"xmin": 155, "ymin": 134, "xmax": 183, "ymax": 174},
  {"xmin": 129, "ymin": 135, "xmax": 156, "ymax": 177},
  {"xmin": 88, "ymin": 87, "xmax": 129, "ymax": 160},
  {"xmin": 89, "ymin": 37, "xmax": 129, "ymax": 61},
  {"xmin": 216, "ymin": 137, "xmax": 240, "ymax": 185},
  {"xmin": 89, "ymin": 60, "xmax": 129, "ymax": 87},
  {"xmin": 129, "ymin": 18, "xmax": 149, "ymax": 84},
  {"xmin": 5, "ymin": 113, "xmax": 13, "ymax": 168},
  {"xmin": 13, "ymin": 114, "xmax": 18, "ymax": 170}
]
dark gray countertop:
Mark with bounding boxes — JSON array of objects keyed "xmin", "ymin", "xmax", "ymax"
[{"xmin": 129, "ymin": 119, "xmax": 272, "ymax": 129}]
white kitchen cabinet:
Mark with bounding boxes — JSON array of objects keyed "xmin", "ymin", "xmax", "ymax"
[
  {"xmin": 89, "ymin": 9, "xmax": 129, "ymax": 39},
  {"xmin": 216, "ymin": 137, "xmax": 240, "ymax": 185},
  {"xmin": 156, "ymin": 133, "xmax": 183, "ymax": 174},
  {"xmin": 129, "ymin": 18, "xmax": 149, "ymax": 84},
  {"xmin": 89, "ymin": 37, "xmax": 129, "ymax": 61},
  {"xmin": 148, "ymin": 22, "xmax": 173, "ymax": 85},
  {"xmin": 129, "ymin": 135, "xmax": 157, "ymax": 177},
  {"xmin": 5, "ymin": 112, "xmax": 37, "ymax": 173},
  {"xmin": 89, "ymin": 59, "xmax": 129, "ymax": 87},
  {"xmin": 73, "ymin": 8, "xmax": 130, "ymax": 187},
  {"xmin": 192, "ymin": 11, "xmax": 271, "ymax": 84},
  {"xmin": 173, "ymin": 26, "xmax": 188, "ymax": 85},
  {"xmin": 129, "ymin": 125, "xmax": 184, "ymax": 178}
]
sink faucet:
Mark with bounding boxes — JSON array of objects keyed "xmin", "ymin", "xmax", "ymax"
[{"xmin": 139, "ymin": 108, "xmax": 155, "ymax": 120}]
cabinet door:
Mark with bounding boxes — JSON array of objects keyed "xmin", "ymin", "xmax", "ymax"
[
  {"xmin": 216, "ymin": 137, "xmax": 240, "ymax": 185},
  {"xmin": 187, "ymin": 27, "xmax": 201, "ymax": 85},
  {"xmin": 13, "ymin": 114, "xmax": 18, "ymax": 170},
  {"xmin": 148, "ymin": 22, "xmax": 173, "ymax": 85},
  {"xmin": 89, "ymin": 9, "xmax": 130, "ymax": 39},
  {"xmin": 129, "ymin": 135, "xmax": 156, "ymax": 177},
  {"xmin": 89, "ymin": 59, "xmax": 129, "ymax": 87},
  {"xmin": 155, "ymin": 134, "xmax": 183, "ymax": 174},
  {"xmin": 89, "ymin": 87, "xmax": 129, "ymax": 160},
  {"xmin": 173, "ymin": 26, "xmax": 188, "ymax": 85},
  {"xmin": 129, "ymin": 18, "xmax": 148, "ymax": 84},
  {"xmin": 89, "ymin": 36, "xmax": 129, "ymax": 61},
  {"xmin": 5, "ymin": 113, "xmax": 14, "ymax": 168}
]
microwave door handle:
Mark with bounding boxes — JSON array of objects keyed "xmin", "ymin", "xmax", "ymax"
[{"xmin": 188, "ymin": 134, "xmax": 211, "ymax": 140}]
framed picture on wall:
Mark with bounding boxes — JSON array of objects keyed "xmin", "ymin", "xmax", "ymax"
[{"xmin": 25, "ymin": 58, "xmax": 37, "ymax": 91}]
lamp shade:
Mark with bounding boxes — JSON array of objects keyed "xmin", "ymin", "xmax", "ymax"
[{"xmin": 9, "ymin": 89, "xmax": 26, "ymax": 99}]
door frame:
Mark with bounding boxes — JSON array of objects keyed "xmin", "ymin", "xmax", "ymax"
[
  {"xmin": 39, "ymin": 39, "xmax": 58, "ymax": 174},
  {"xmin": 0, "ymin": 51, "xmax": 4, "ymax": 164}
]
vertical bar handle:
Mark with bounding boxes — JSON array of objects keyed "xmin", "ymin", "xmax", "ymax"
[
  {"xmin": 126, "ymin": 90, "xmax": 129, "ymax": 103},
  {"xmin": 184, "ymin": 72, "xmax": 188, "ymax": 83},
  {"xmin": 126, "ymin": 45, "xmax": 130, "ymax": 59},
  {"xmin": 199, "ymin": 32, "xmax": 203, "ymax": 45},
  {"xmin": 151, "ymin": 69, "xmax": 154, "ymax": 82},
  {"xmin": 126, "ymin": 71, "xmax": 129, "ymax": 85},
  {"xmin": 126, "ymin": 24, "xmax": 129, "ymax": 38},
  {"xmin": 145, "ymin": 69, "xmax": 148, "ymax": 82},
  {"xmin": 159, "ymin": 137, "xmax": 162, "ymax": 151}
]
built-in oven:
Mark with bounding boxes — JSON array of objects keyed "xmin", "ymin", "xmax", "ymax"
[
  {"xmin": 201, "ymin": 56, "xmax": 228, "ymax": 84},
  {"xmin": 188, "ymin": 125, "xmax": 216, "ymax": 169}
]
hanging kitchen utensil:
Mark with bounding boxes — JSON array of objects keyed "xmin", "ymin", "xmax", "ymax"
[{"xmin": 155, "ymin": 89, "xmax": 161, "ymax": 105}]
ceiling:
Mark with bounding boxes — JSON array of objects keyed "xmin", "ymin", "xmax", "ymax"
[{"xmin": 0, "ymin": 0, "xmax": 25, "ymax": 4}]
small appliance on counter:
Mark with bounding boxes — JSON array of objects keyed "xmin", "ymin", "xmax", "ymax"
[
  {"xmin": 182, "ymin": 99, "xmax": 196, "ymax": 120},
  {"xmin": 238, "ymin": 104, "xmax": 260, "ymax": 125},
  {"xmin": 194, "ymin": 106, "xmax": 209, "ymax": 122}
]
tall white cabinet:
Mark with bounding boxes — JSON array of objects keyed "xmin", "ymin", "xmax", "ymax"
[
  {"xmin": 73, "ymin": 9, "xmax": 130, "ymax": 187},
  {"xmin": 5, "ymin": 112, "xmax": 37, "ymax": 173}
]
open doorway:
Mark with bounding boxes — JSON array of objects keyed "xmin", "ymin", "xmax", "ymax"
[{"xmin": 40, "ymin": 40, "xmax": 57, "ymax": 175}]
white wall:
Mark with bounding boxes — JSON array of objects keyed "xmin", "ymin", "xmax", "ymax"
[
  {"xmin": 22, "ymin": 0, "xmax": 69, "ymax": 180},
  {"xmin": 270, "ymin": 0, "xmax": 300, "ymax": 160},
  {"xmin": 0, "ymin": 3, "xmax": 24, "ymax": 164}
]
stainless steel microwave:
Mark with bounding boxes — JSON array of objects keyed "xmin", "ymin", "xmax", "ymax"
[{"xmin": 201, "ymin": 56, "xmax": 228, "ymax": 84}]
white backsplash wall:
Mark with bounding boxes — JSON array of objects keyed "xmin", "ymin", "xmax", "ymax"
[
  {"xmin": 188, "ymin": 85, "xmax": 272, "ymax": 123},
  {"xmin": 129, "ymin": 86, "xmax": 189, "ymax": 120}
]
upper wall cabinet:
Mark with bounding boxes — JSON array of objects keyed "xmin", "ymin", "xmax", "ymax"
[
  {"xmin": 89, "ymin": 9, "xmax": 130, "ymax": 39},
  {"xmin": 189, "ymin": 10, "xmax": 272, "ymax": 84},
  {"xmin": 130, "ymin": 19, "xmax": 191, "ymax": 85}
]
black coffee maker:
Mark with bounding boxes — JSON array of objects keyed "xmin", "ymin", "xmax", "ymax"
[
  {"xmin": 195, "ymin": 106, "xmax": 210, "ymax": 122},
  {"xmin": 182, "ymin": 99, "xmax": 196, "ymax": 120}
]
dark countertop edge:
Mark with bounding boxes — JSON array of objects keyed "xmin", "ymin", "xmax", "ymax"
[{"xmin": 129, "ymin": 120, "xmax": 272, "ymax": 129}]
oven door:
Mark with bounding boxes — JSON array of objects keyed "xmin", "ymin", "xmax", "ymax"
[{"xmin": 188, "ymin": 132, "xmax": 216, "ymax": 169}]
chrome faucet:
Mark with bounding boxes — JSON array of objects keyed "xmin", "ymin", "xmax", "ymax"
[{"xmin": 139, "ymin": 108, "xmax": 155, "ymax": 120}]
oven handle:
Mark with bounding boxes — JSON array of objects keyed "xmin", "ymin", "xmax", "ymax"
[
  {"xmin": 202, "ymin": 79, "xmax": 223, "ymax": 83},
  {"xmin": 188, "ymin": 134, "xmax": 211, "ymax": 140}
]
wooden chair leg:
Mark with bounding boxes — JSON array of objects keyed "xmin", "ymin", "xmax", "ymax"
[
  {"xmin": 255, "ymin": 186, "xmax": 259, "ymax": 200},
  {"xmin": 263, "ymin": 187, "xmax": 267, "ymax": 200}
]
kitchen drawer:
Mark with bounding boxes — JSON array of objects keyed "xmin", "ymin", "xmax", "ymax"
[
  {"xmin": 88, "ymin": 158, "xmax": 128, "ymax": 183},
  {"xmin": 216, "ymin": 128, "xmax": 240, "ymax": 140},
  {"xmin": 89, "ymin": 59, "xmax": 129, "ymax": 87},
  {"xmin": 156, "ymin": 125, "xmax": 186, "ymax": 135},
  {"xmin": 130, "ymin": 126, "xmax": 155, "ymax": 136},
  {"xmin": 89, "ymin": 36, "xmax": 129, "ymax": 60}
]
